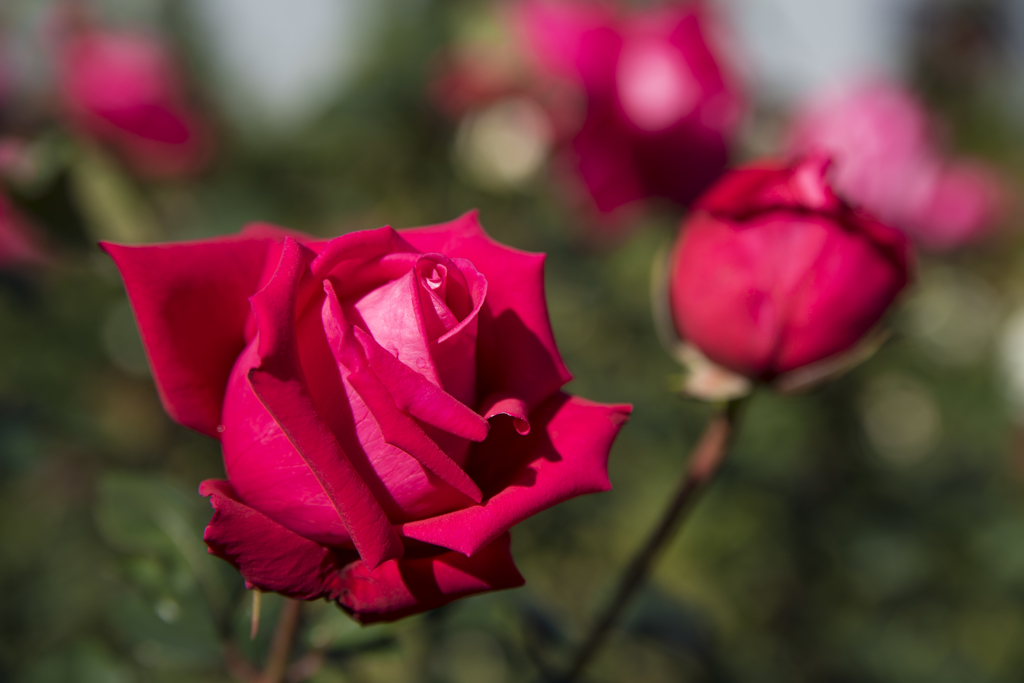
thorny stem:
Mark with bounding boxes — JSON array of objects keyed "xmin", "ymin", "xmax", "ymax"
[{"xmin": 560, "ymin": 399, "xmax": 744, "ymax": 682}]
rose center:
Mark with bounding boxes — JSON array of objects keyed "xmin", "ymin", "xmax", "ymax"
[{"xmin": 423, "ymin": 265, "xmax": 447, "ymax": 297}]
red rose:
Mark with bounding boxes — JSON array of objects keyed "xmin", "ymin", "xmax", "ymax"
[
  {"xmin": 787, "ymin": 81, "xmax": 1005, "ymax": 251},
  {"xmin": 669, "ymin": 157, "xmax": 912, "ymax": 381},
  {"xmin": 56, "ymin": 23, "xmax": 211, "ymax": 178},
  {"xmin": 514, "ymin": 0, "xmax": 743, "ymax": 213},
  {"xmin": 103, "ymin": 212, "xmax": 630, "ymax": 623}
]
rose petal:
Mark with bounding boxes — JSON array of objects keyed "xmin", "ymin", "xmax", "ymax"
[
  {"xmin": 248, "ymin": 238, "xmax": 403, "ymax": 569},
  {"xmin": 400, "ymin": 212, "xmax": 573, "ymax": 417},
  {"xmin": 696, "ymin": 157, "xmax": 843, "ymax": 218},
  {"xmin": 430, "ymin": 257, "xmax": 488, "ymax": 406},
  {"xmin": 222, "ymin": 340, "xmax": 355, "ymax": 546},
  {"xmin": 352, "ymin": 262, "xmax": 441, "ymax": 386},
  {"xmin": 338, "ymin": 533, "xmax": 524, "ymax": 624},
  {"xmin": 101, "ymin": 228, "xmax": 295, "ymax": 436},
  {"xmin": 200, "ymin": 479, "xmax": 355, "ymax": 600},
  {"xmin": 354, "ymin": 324, "xmax": 489, "ymax": 443},
  {"xmin": 323, "ymin": 282, "xmax": 483, "ymax": 505},
  {"xmin": 399, "ymin": 393, "xmax": 630, "ymax": 556},
  {"xmin": 478, "ymin": 394, "xmax": 531, "ymax": 435},
  {"xmin": 311, "ymin": 226, "xmax": 418, "ymax": 291}
]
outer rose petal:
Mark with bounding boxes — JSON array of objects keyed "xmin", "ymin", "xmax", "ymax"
[
  {"xmin": 338, "ymin": 534, "xmax": 524, "ymax": 624},
  {"xmin": 200, "ymin": 479, "xmax": 356, "ymax": 601},
  {"xmin": 400, "ymin": 212, "xmax": 573, "ymax": 417},
  {"xmin": 201, "ymin": 480, "xmax": 522, "ymax": 622},
  {"xmin": 100, "ymin": 227, "xmax": 296, "ymax": 436},
  {"xmin": 399, "ymin": 393, "xmax": 631, "ymax": 556}
]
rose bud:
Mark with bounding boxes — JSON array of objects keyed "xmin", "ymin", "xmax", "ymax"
[
  {"xmin": 787, "ymin": 80, "xmax": 1005, "ymax": 251},
  {"xmin": 514, "ymin": 0, "xmax": 743, "ymax": 214},
  {"xmin": 668, "ymin": 156, "xmax": 912, "ymax": 383},
  {"xmin": 102, "ymin": 212, "xmax": 630, "ymax": 623},
  {"xmin": 54, "ymin": 19, "xmax": 211, "ymax": 178}
]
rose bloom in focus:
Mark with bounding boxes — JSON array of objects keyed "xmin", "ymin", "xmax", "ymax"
[
  {"xmin": 669, "ymin": 157, "xmax": 912, "ymax": 382},
  {"xmin": 434, "ymin": 1, "xmax": 741, "ymax": 216},
  {"xmin": 54, "ymin": 16, "xmax": 211, "ymax": 178},
  {"xmin": 104, "ymin": 212, "xmax": 630, "ymax": 623},
  {"xmin": 787, "ymin": 81, "xmax": 1005, "ymax": 251}
]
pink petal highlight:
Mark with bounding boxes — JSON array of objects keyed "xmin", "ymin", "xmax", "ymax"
[{"xmin": 354, "ymin": 325, "xmax": 489, "ymax": 443}]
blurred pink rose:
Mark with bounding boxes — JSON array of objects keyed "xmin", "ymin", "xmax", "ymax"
[
  {"xmin": 103, "ymin": 212, "xmax": 630, "ymax": 623},
  {"xmin": 787, "ymin": 81, "xmax": 1005, "ymax": 251},
  {"xmin": 56, "ymin": 22, "xmax": 211, "ymax": 178},
  {"xmin": 669, "ymin": 157, "xmax": 912, "ymax": 380},
  {"xmin": 514, "ymin": 0, "xmax": 743, "ymax": 213},
  {"xmin": 0, "ymin": 192, "xmax": 46, "ymax": 269}
]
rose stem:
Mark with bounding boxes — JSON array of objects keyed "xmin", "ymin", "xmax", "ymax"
[
  {"xmin": 260, "ymin": 598, "xmax": 303, "ymax": 683},
  {"xmin": 560, "ymin": 399, "xmax": 744, "ymax": 683}
]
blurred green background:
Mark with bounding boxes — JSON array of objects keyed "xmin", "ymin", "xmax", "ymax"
[{"xmin": 3, "ymin": 0, "xmax": 1024, "ymax": 681}]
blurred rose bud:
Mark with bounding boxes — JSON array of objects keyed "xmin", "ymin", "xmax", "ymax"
[
  {"xmin": 514, "ymin": 0, "xmax": 743, "ymax": 214},
  {"xmin": 787, "ymin": 81, "xmax": 1005, "ymax": 251},
  {"xmin": 55, "ymin": 19, "xmax": 211, "ymax": 178},
  {"xmin": 668, "ymin": 156, "xmax": 912, "ymax": 382},
  {"xmin": 0, "ymin": 191, "xmax": 46, "ymax": 269}
]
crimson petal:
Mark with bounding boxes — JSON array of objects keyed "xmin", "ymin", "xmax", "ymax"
[
  {"xmin": 355, "ymin": 323, "xmax": 489, "ymax": 443},
  {"xmin": 400, "ymin": 393, "xmax": 630, "ymax": 556},
  {"xmin": 248, "ymin": 238, "xmax": 403, "ymax": 569},
  {"xmin": 400, "ymin": 212, "xmax": 573, "ymax": 418},
  {"xmin": 200, "ymin": 479, "xmax": 355, "ymax": 601},
  {"xmin": 338, "ymin": 533, "xmax": 524, "ymax": 624},
  {"xmin": 101, "ymin": 227, "xmax": 295, "ymax": 437},
  {"xmin": 322, "ymin": 282, "xmax": 484, "ymax": 505}
]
